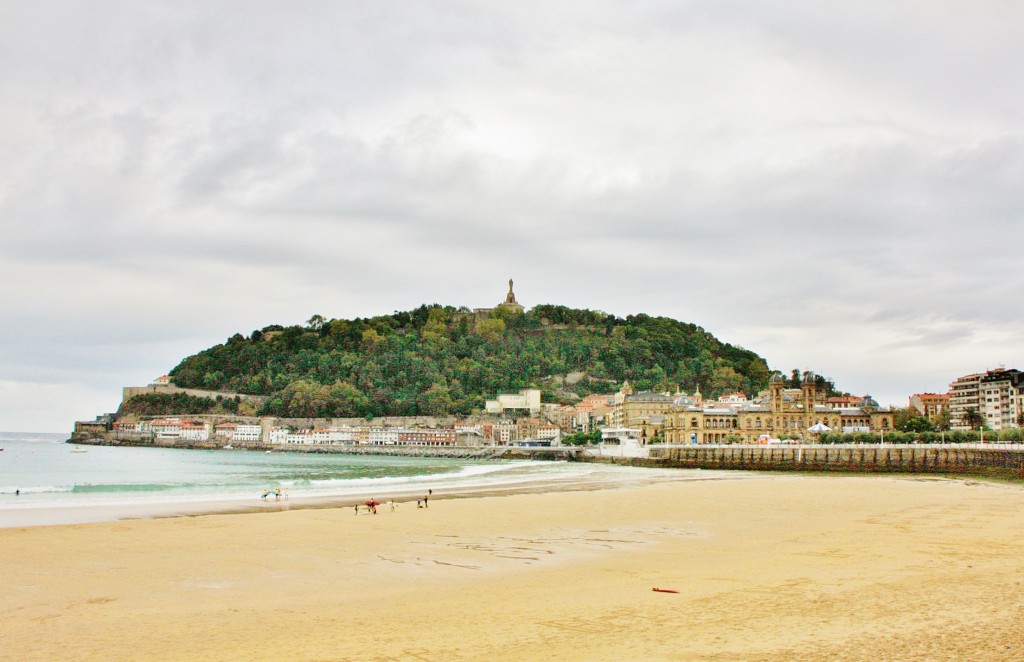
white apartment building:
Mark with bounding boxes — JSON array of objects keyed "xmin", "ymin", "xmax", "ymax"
[
  {"xmin": 287, "ymin": 430, "xmax": 315, "ymax": 444},
  {"xmin": 485, "ymin": 389, "xmax": 541, "ymax": 415},
  {"xmin": 949, "ymin": 369, "xmax": 1024, "ymax": 431},
  {"xmin": 179, "ymin": 423, "xmax": 210, "ymax": 442},
  {"xmin": 113, "ymin": 420, "xmax": 152, "ymax": 435},
  {"xmin": 979, "ymin": 369, "xmax": 1024, "ymax": 431},
  {"xmin": 234, "ymin": 424, "xmax": 262, "ymax": 442},
  {"xmin": 493, "ymin": 420, "xmax": 516, "ymax": 444},
  {"xmin": 151, "ymin": 419, "xmax": 183, "ymax": 438},
  {"xmin": 369, "ymin": 428, "xmax": 399, "ymax": 445},
  {"xmin": 537, "ymin": 424, "xmax": 562, "ymax": 443},
  {"xmin": 949, "ymin": 373, "xmax": 983, "ymax": 430}
]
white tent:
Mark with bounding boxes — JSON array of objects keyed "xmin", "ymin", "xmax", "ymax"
[{"xmin": 807, "ymin": 422, "xmax": 831, "ymax": 433}]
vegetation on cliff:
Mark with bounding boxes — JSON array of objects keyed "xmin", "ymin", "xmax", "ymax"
[
  {"xmin": 166, "ymin": 304, "xmax": 781, "ymax": 418},
  {"xmin": 119, "ymin": 393, "xmax": 251, "ymax": 417}
]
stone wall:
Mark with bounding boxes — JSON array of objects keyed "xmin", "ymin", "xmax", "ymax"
[
  {"xmin": 120, "ymin": 384, "xmax": 269, "ymax": 408},
  {"xmin": 638, "ymin": 444, "xmax": 1024, "ymax": 479}
]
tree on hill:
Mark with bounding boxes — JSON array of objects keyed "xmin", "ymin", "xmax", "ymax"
[{"xmin": 168, "ymin": 305, "xmax": 781, "ymax": 418}]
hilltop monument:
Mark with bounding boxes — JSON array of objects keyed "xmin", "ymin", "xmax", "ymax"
[
  {"xmin": 472, "ymin": 279, "xmax": 526, "ymax": 316},
  {"xmin": 501, "ymin": 278, "xmax": 525, "ymax": 313}
]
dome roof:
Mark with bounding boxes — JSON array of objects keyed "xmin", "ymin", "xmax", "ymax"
[
  {"xmin": 769, "ymin": 373, "xmax": 785, "ymax": 384},
  {"xmin": 673, "ymin": 395, "xmax": 694, "ymax": 407}
]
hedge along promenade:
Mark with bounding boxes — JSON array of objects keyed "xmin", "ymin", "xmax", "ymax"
[{"xmin": 816, "ymin": 429, "xmax": 1024, "ymax": 444}]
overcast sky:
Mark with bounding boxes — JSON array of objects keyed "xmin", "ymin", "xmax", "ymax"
[{"xmin": 2, "ymin": 1, "xmax": 1022, "ymax": 432}]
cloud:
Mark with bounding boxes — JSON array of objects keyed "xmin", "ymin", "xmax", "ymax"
[{"xmin": 1, "ymin": 1, "xmax": 1022, "ymax": 430}]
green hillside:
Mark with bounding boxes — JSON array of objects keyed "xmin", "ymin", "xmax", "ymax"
[{"xmin": 166, "ymin": 304, "xmax": 774, "ymax": 418}]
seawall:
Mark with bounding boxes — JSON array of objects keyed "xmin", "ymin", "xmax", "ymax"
[{"xmin": 612, "ymin": 444, "xmax": 1024, "ymax": 480}]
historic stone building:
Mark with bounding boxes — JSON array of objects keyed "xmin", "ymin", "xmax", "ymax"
[{"xmin": 613, "ymin": 372, "xmax": 893, "ymax": 444}]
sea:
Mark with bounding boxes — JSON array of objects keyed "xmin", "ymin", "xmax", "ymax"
[{"xmin": 0, "ymin": 432, "xmax": 699, "ymax": 527}]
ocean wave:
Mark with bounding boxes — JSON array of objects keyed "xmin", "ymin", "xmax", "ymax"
[{"xmin": 0, "ymin": 485, "xmax": 75, "ymax": 495}]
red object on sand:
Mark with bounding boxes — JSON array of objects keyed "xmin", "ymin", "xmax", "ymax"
[{"xmin": 652, "ymin": 588, "xmax": 679, "ymax": 593}]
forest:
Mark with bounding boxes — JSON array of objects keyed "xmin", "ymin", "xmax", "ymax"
[{"xmin": 164, "ymin": 303, "xmax": 791, "ymax": 419}]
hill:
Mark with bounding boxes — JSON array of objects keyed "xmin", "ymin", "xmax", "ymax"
[{"xmin": 164, "ymin": 304, "xmax": 777, "ymax": 419}]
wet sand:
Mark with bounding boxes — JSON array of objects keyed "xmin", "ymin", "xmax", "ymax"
[{"xmin": 4, "ymin": 474, "xmax": 1024, "ymax": 661}]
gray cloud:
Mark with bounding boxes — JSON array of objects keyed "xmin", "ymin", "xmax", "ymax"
[{"xmin": 1, "ymin": 1, "xmax": 1022, "ymax": 430}]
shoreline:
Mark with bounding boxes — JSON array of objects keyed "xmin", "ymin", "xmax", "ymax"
[
  {"xmin": 0, "ymin": 460, "xmax": 743, "ymax": 529},
  {"xmin": 70, "ymin": 437, "xmax": 1024, "ymax": 483},
  {"xmin": 5, "ymin": 473, "xmax": 1024, "ymax": 660}
]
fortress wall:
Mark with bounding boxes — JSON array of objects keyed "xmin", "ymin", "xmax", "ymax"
[{"xmin": 121, "ymin": 385, "xmax": 269, "ymax": 407}]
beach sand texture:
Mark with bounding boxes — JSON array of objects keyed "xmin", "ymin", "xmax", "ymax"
[{"xmin": 4, "ymin": 475, "xmax": 1024, "ymax": 661}]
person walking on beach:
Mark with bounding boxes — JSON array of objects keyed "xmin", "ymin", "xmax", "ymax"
[{"xmin": 423, "ymin": 493, "xmax": 428, "ymax": 508}]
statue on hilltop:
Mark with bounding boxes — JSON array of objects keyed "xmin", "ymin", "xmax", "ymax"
[
  {"xmin": 498, "ymin": 278, "xmax": 524, "ymax": 313},
  {"xmin": 505, "ymin": 278, "xmax": 518, "ymax": 305}
]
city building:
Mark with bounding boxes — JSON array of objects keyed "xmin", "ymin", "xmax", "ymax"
[
  {"xmin": 537, "ymin": 424, "xmax": 562, "ymax": 443},
  {"xmin": 610, "ymin": 381, "xmax": 674, "ymax": 436},
  {"xmin": 234, "ymin": 424, "xmax": 263, "ymax": 442},
  {"xmin": 948, "ymin": 369, "xmax": 1024, "ymax": 431},
  {"xmin": 908, "ymin": 393, "xmax": 950, "ymax": 422},
  {"xmin": 949, "ymin": 372, "xmax": 983, "ymax": 430},
  {"xmin": 493, "ymin": 419, "xmax": 516, "ymax": 444},
  {"xmin": 660, "ymin": 373, "xmax": 892, "ymax": 444},
  {"xmin": 979, "ymin": 369, "xmax": 1024, "ymax": 431},
  {"xmin": 485, "ymin": 388, "xmax": 542, "ymax": 415}
]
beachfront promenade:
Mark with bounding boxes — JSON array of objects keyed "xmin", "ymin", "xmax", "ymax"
[
  {"xmin": 603, "ymin": 443, "xmax": 1024, "ymax": 479},
  {"xmin": 70, "ymin": 434, "xmax": 1024, "ymax": 479}
]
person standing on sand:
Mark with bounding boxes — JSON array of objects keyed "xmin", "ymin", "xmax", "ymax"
[{"xmin": 423, "ymin": 493, "xmax": 428, "ymax": 508}]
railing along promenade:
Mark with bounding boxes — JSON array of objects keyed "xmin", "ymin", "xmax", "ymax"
[{"xmin": 627, "ymin": 443, "xmax": 1024, "ymax": 479}]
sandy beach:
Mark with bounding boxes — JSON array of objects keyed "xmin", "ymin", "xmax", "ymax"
[{"xmin": 4, "ymin": 473, "xmax": 1024, "ymax": 661}]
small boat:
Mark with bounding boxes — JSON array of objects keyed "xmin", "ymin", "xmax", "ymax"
[
  {"xmin": 223, "ymin": 444, "xmax": 234, "ymax": 450},
  {"xmin": 71, "ymin": 447, "xmax": 89, "ymax": 453}
]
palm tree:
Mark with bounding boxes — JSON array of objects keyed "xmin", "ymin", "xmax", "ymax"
[{"xmin": 961, "ymin": 407, "xmax": 984, "ymax": 431}]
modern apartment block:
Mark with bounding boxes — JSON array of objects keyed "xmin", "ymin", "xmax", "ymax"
[
  {"xmin": 948, "ymin": 373, "xmax": 982, "ymax": 430},
  {"xmin": 979, "ymin": 369, "xmax": 1024, "ymax": 431},
  {"xmin": 949, "ymin": 369, "xmax": 1024, "ymax": 430}
]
